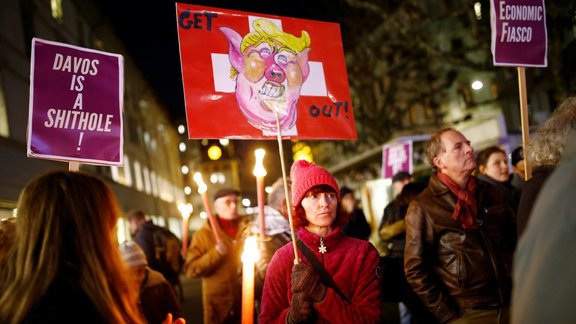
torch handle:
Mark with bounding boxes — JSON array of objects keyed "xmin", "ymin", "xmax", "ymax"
[
  {"xmin": 257, "ymin": 176, "xmax": 266, "ymax": 240},
  {"xmin": 201, "ymin": 192, "xmax": 222, "ymax": 243}
]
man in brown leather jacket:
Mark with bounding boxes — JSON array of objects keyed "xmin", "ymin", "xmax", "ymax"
[{"xmin": 404, "ymin": 128, "xmax": 516, "ymax": 324}]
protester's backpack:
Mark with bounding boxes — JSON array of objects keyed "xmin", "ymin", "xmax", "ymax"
[{"xmin": 152, "ymin": 227, "xmax": 184, "ymax": 282}]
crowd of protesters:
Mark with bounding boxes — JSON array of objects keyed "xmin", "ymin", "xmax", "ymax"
[{"xmin": 1, "ymin": 96, "xmax": 575, "ymax": 323}]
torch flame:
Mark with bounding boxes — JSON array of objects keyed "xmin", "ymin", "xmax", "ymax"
[
  {"xmin": 241, "ymin": 236, "xmax": 260, "ymax": 264},
  {"xmin": 253, "ymin": 149, "xmax": 267, "ymax": 177},
  {"xmin": 193, "ymin": 172, "xmax": 207, "ymax": 193},
  {"xmin": 178, "ymin": 202, "xmax": 193, "ymax": 219}
]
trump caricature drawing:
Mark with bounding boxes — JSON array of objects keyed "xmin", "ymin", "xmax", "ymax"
[{"xmin": 220, "ymin": 19, "xmax": 311, "ymax": 133}]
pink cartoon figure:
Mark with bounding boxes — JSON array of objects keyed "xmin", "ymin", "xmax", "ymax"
[{"xmin": 220, "ymin": 19, "xmax": 311, "ymax": 133}]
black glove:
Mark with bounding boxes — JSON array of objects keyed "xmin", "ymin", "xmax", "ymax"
[
  {"xmin": 290, "ymin": 263, "xmax": 326, "ymax": 303},
  {"xmin": 286, "ymin": 292, "xmax": 313, "ymax": 324}
]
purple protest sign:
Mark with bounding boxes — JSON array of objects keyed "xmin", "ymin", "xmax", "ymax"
[
  {"xmin": 491, "ymin": 0, "xmax": 547, "ymax": 67},
  {"xmin": 382, "ymin": 141, "xmax": 413, "ymax": 179},
  {"xmin": 27, "ymin": 38, "xmax": 124, "ymax": 165}
]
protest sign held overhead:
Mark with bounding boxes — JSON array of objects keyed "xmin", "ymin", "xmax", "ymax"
[
  {"xmin": 28, "ymin": 38, "xmax": 124, "ymax": 165},
  {"xmin": 490, "ymin": 0, "xmax": 548, "ymax": 67},
  {"xmin": 382, "ymin": 141, "xmax": 413, "ymax": 180},
  {"xmin": 176, "ymin": 3, "xmax": 356, "ymax": 140}
]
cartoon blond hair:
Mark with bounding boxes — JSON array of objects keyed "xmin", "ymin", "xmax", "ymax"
[
  {"xmin": 241, "ymin": 18, "xmax": 310, "ymax": 53},
  {"xmin": 229, "ymin": 19, "xmax": 311, "ymax": 79}
]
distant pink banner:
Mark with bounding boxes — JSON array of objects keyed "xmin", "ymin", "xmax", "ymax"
[
  {"xmin": 382, "ymin": 142, "xmax": 412, "ymax": 179},
  {"xmin": 27, "ymin": 38, "xmax": 124, "ymax": 165},
  {"xmin": 491, "ymin": 0, "xmax": 547, "ymax": 67}
]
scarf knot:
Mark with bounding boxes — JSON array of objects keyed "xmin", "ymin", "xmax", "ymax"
[{"xmin": 437, "ymin": 173, "xmax": 478, "ymax": 229}]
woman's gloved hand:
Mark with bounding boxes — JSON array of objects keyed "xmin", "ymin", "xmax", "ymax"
[
  {"xmin": 286, "ymin": 292, "xmax": 313, "ymax": 324},
  {"xmin": 290, "ymin": 263, "xmax": 326, "ymax": 303}
]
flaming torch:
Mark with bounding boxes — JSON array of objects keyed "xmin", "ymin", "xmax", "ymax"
[
  {"xmin": 241, "ymin": 236, "xmax": 259, "ymax": 324},
  {"xmin": 177, "ymin": 202, "xmax": 193, "ymax": 255}
]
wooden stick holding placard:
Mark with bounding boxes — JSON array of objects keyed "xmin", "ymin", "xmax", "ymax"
[
  {"xmin": 517, "ymin": 67, "xmax": 532, "ymax": 180},
  {"xmin": 274, "ymin": 110, "xmax": 299, "ymax": 264},
  {"xmin": 68, "ymin": 161, "xmax": 80, "ymax": 172}
]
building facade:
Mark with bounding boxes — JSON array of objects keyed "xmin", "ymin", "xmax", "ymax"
[{"xmin": 0, "ymin": 0, "xmax": 186, "ymax": 241}]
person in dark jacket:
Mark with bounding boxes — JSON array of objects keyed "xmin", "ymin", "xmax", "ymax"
[
  {"xmin": 404, "ymin": 128, "xmax": 516, "ymax": 323},
  {"xmin": 379, "ymin": 182, "xmax": 437, "ymax": 324},
  {"xmin": 475, "ymin": 145, "xmax": 520, "ymax": 213},
  {"xmin": 517, "ymin": 96, "xmax": 576, "ymax": 238},
  {"xmin": 508, "ymin": 146, "xmax": 525, "ymax": 191},
  {"xmin": 512, "ymin": 133, "xmax": 576, "ymax": 323},
  {"xmin": 128, "ymin": 209, "xmax": 181, "ymax": 290},
  {"xmin": 340, "ymin": 186, "xmax": 371, "ymax": 240},
  {"xmin": 120, "ymin": 241, "xmax": 184, "ymax": 324}
]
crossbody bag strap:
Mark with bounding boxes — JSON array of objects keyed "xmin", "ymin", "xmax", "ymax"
[{"xmin": 296, "ymin": 238, "xmax": 351, "ymax": 303}]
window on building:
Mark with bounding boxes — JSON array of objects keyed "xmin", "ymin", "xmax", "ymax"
[
  {"xmin": 150, "ymin": 171, "xmax": 158, "ymax": 197},
  {"xmin": 167, "ymin": 217, "xmax": 183, "ymax": 240},
  {"xmin": 110, "ymin": 155, "xmax": 133, "ymax": 187},
  {"xmin": 158, "ymin": 176, "xmax": 168, "ymax": 201},
  {"xmin": 123, "ymin": 155, "xmax": 133, "ymax": 186},
  {"xmin": 0, "ymin": 72, "xmax": 10, "ymax": 137},
  {"xmin": 143, "ymin": 166, "xmax": 152, "ymax": 194},
  {"xmin": 134, "ymin": 160, "xmax": 144, "ymax": 191},
  {"xmin": 151, "ymin": 138, "xmax": 157, "ymax": 152},
  {"xmin": 116, "ymin": 218, "xmax": 130, "ymax": 244},
  {"xmin": 50, "ymin": 0, "xmax": 64, "ymax": 24},
  {"xmin": 158, "ymin": 176, "xmax": 176, "ymax": 203},
  {"xmin": 143, "ymin": 131, "xmax": 151, "ymax": 148}
]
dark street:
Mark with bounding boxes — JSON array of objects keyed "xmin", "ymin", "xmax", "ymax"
[{"xmin": 179, "ymin": 275, "xmax": 203, "ymax": 324}]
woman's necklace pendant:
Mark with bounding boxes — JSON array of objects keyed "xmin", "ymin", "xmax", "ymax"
[{"xmin": 318, "ymin": 237, "xmax": 327, "ymax": 254}]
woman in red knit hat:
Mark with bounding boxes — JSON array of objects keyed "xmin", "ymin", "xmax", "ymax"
[{"xmin": 259, "ymin": 160, "xmax": 382, "ymax": 323}]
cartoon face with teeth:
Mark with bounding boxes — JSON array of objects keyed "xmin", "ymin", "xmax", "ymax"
[{"xmin": 220, "ymin": 19, "xmax": 311, "ymax": 132}]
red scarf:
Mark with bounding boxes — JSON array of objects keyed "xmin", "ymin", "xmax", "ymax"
[
  {"xmin": 437, "ymin": 172, "xmax": 478, "ymax": 229},
  {"xmin": 219, "ymin": 218, "xmax": 239, "ymax": 238}
]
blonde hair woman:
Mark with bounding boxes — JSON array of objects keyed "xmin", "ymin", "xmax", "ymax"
[{"xmin": 0, "ymin": 171, "xmax": 143, "ymax": 323}]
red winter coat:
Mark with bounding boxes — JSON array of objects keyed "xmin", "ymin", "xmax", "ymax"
[{"xmin": 259, "ymin": 227, "xmax": 381, "ymax": 323}]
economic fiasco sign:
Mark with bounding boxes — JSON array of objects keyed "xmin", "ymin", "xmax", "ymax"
[
  {"xmin": 175, "ymin": 3, "xmax": 356, "ymax": 140},
  {"xmin": 28, "ymin": 38, "xmax": 124, "ymax": 165},
  {"xmin": 491, "ymin": 0, "xmax": 547, "ymax": 67}
]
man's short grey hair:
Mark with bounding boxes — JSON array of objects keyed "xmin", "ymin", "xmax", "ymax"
[{"xmin": 425, "ymin": 127, "xmax": 457, "ymax": 172}]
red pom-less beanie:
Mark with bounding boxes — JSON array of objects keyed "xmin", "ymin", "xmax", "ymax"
[{"xmin": 290, "ymin": 160, "xmax": 340, "ymax": 207}]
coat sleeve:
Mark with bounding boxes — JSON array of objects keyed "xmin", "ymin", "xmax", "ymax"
[
  {"xmin": 404, "ymin": 201, "xmax": 458, "ymax": 323},
  {"xmin": 160, "ymin": 281, "xmax": 184, "ymax": 320},
  {"xmin": 184, "ymin": 227, "xmax": 224, "ymax": 278},
  {"xmin": 258, "ymin": 247, "xmax": 293, "ymax": 323}
]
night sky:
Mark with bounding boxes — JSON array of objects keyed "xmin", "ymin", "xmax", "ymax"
[{"xmin": 99, "ymin": 0, "xmax": 348, "ymax": 122}]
